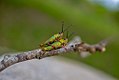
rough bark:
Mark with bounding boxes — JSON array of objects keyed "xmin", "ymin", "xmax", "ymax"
[{"xmin": 0, "ymin": 37, "xmax": 109, "ymax": 72}]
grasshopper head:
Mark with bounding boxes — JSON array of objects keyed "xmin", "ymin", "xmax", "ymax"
[
  {"xmin": 59, "ymin": 32, "xmax": 63, "ymax": 37},
  {"xmin": 40, "ymin": 44, "xmax": 44, "ymax": 47},
  {"xmin": 64, "ymin": 38, "xmax": 68, "ymax": 44}
]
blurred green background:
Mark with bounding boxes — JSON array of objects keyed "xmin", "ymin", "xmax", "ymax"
[{"xmin": 0, "ymin": 0, "xmax": 119, "ymax": 78}]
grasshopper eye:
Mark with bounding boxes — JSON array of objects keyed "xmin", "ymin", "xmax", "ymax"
[{"xmin": 59, "ymin": 32, "xmax": 62, "ymax": 34}]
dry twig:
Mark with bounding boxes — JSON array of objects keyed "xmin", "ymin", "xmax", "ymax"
[{"xmin": 0, "ymin": 37, "xmax": 109, "ymax": 72}]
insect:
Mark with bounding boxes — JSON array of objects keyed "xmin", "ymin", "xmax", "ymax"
[
  {"xmin": 41, "ymin": 38, "xmax": 68, "ymax": 51},
  {"xmin": 42, "ymin": 31, "xmax": 74, "ymax": 51},
  {"xmin": 40, "ymin": 22, "xmax": 70, "ymax": 47}
]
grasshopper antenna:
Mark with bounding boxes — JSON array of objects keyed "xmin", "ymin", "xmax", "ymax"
[
  {"xmin": 60, "ymin": 21, "xmax": 71, "ymax": 33},
  {"xmin": 63, "ymin": 24, "xmax": 72, "ymax": 33},
  {"xmin": 68, "ymin": 32, "xmax": 75, "ymax": 39},
  {"xmin": 66, "ymin": 31, "xmax": 69, "ymax": 38},
  {"xmin": 61, "ymin": 21, "xmax": 64, "ymax": 32}
]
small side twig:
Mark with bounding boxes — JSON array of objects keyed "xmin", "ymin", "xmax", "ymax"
[{"xmin": 0, "ymin": 37, "xmax": 109, "ymax": 72}]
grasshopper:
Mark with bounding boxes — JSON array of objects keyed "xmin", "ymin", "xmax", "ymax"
[
  {"xmin": 40, "ymin": 22, "xmax": 70, "ymax": 47},
  {"xmin": 41, "ymin": 38, "xmax": 68, "ymax": 51},
  {"xmin": 41, "ymin": 31, "xmax": 74, "ymax": 51}
]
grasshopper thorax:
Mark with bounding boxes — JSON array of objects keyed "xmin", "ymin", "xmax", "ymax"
[{"xmin": 59, "ymin": 38, "xmax": 68, "ymax": 45}]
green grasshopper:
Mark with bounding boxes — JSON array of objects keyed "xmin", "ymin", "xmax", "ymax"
[
  {"xmin": 41, "ymin": 38, "xmax": 68, "ymax": 51},
  {"xmin": 41, "ymin": 31, "xmax": 74, "ymax": 51},
  {"xmin": 42, "ymin": 39, "xmax": 68, "ymax": 51},
  {"xmin": 40, "ymin": 22, "xmax": 70, "ymax": 47}
]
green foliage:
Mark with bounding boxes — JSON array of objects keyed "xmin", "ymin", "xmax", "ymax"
[{"xmin": 0, "ymin": 0, "xmax": 119, "ymax": 78}]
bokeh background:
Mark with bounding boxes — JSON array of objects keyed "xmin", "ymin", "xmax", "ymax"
[{"xmin": 0, "ymin": 0, "xmax": 119, "ymax": 79}]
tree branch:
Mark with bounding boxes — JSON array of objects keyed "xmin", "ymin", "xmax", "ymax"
[{"xmin": 0, "ymin": 37, "xmax": 109, "ymax": 72}]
